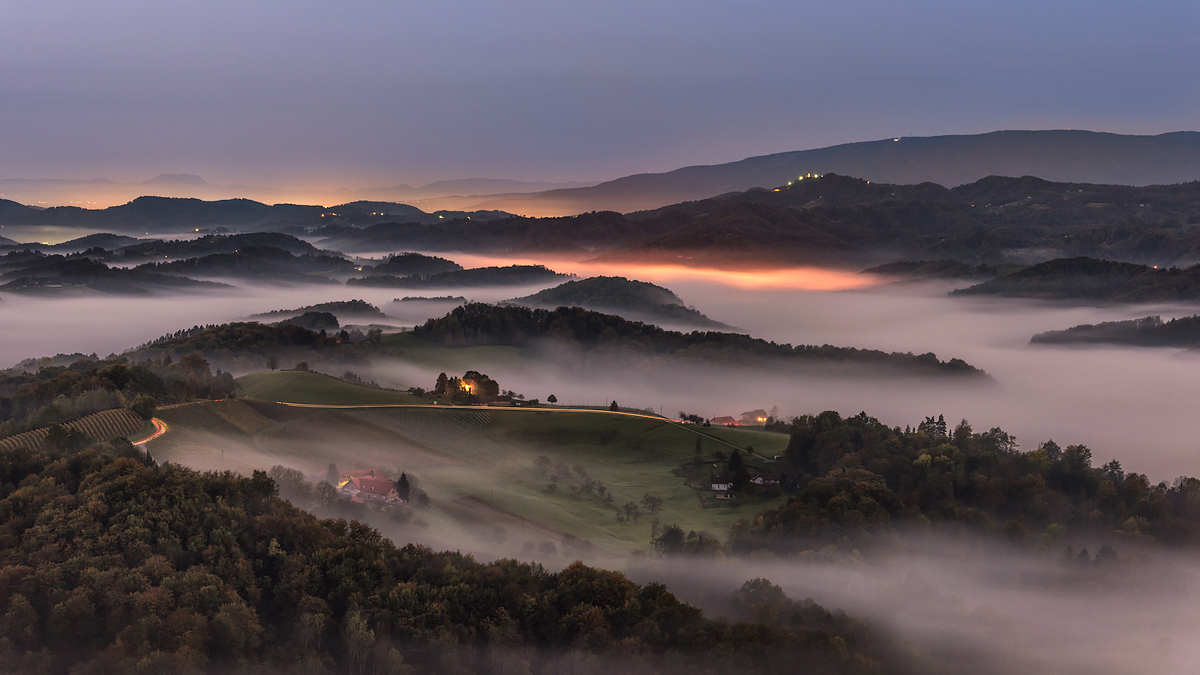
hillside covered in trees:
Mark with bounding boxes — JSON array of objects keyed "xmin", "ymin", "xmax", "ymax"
[
  {"xmin": 126, "ymin": 322, "xmax": 356, "ymax": 373},
  {"xmin": 0, "ymin": 354, "xmax": 234, "ymax": 442},
  {"xmin": 0, "ymin": 439, "xmax": 910, "ymax": 675},
  {"xmin": 507, "ymin": 276, "xmax": 731, "ymax": 328},
  {"xmin": 726, "ymin": 411, "xmax": 1200, "ymax": 555},
  {"xmin": 414, "ymin": 304, "xmax": 986, "ymax": 377},
  {"xmin": 348, "ymin": 265, "xmax": 571, "ymax": 288},
  {"xmin": 135, "ymin": 246, "xmax": 355, "ymax": 283},
  {"xmin": 1030, "ymin": 315, "xmax": 1200, "ymax": 347},
  {"xmin": 951, "ymin": 257, "xmax": 1200, "ymax": 301},
  {"xmin": 0, "ymin": 256, "xmax": 229, "ymax": 294}
]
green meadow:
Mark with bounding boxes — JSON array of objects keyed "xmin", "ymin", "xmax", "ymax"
[{"xmin": 149, "ymin": 370, "xmax": 789, "ymax": 559}]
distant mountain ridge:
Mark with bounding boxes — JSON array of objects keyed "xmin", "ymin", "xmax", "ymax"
[{"xmin": 471, "ymin": 130, "xmax": 1200, "ymax": 215}]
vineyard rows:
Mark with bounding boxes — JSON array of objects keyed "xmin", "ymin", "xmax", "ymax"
[{"xmin": 0, "ymin": 408, "xmax": 145, "ymax": 453}]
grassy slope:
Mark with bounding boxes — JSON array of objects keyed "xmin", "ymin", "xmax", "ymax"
[
  {"xmin": 149, "ymin": 396, "xmax": 790, "ymax": 558},
  {"xmin": 236, "ymin": 370, "xmax": 429, "ymax": 405}
]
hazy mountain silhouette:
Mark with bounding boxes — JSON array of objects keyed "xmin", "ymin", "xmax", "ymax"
[{"xmin": 471, "ymin": 130, "xmax": 1200, "ymax": 216}]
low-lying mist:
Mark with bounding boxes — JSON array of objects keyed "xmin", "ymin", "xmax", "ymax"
[
  {"xmin": 7, "ymin": 261, "xmax": 1200, "ymax": 481},
  {"xmin": 622, "ymin": 537, "xmax": 1200, "ymax": 675}
]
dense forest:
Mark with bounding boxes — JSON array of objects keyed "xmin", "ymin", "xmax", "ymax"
[
  {"xmin": 364, "ymin": 252, "xmax": 463, "ymax": 277},
  {"xmin": 0, "ymin": 440, "xmax": 907, "ymax": 675},
  {"xmin": 135, "ymin": 246, "xmax": 354, "ymax": 283},
  {"xmin": 311, "ymin": 174, "xmax": 1200, "ymax": 266},
  {"xmin": 109, "ymin": 232, "xmax": 324, "ymax": 262},
  {"xmin": 126, "ymin": 322, "xmax": 355, "ymax": 373},
  {"xmin": 249, "ymin": 300, "xmax": 390, "ymax": 322},
  {"xmin": 0, "ymin": 354, "xmax": 234, "ymax": 442},
  {"xmin": 6, "ymin": 175, "xmax": 1200, "ymax": 268},
  {"xmin": 0, "ymin": 256, "xmax": 228, "ymax": 294},
  {"xmin": 952, "ymin": 256, "xmax": 1200, "ymax": 301},
  {"xmin": 1030, "ymin": 315, "xmax": 1200, "ymax": 347},
  {"xmin": 507, "ymin": 276, "xmax": 731, "ymax": 329},
  {"xmin": 721, "ymin": 411, "xmax": 1200, "ymax": 555},
  {"xmin": 348, "ymin": 265, "xmax": 571, "ymax": 288},
  {"xmin": 414, "ymin": 304, "xmax": 985, "ymax": 377}
]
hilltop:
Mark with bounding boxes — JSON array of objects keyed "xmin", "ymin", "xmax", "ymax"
[
  {"xmin": 348, "ymin": 264, "xmax": 571, "ymax": 288},
  {"xmin": 508, "ymin": 276, "xmax": 732, "ymax": 329},
  {"xmin": 416, "ymin": 303, "xmax": 987, "ymax": 378},
  {"xmin": 469, "ymin": 130, "xmax": 1200, "ymax": 215},
  {"xmin": 951, "ymin": 257, "xmax": 1200, "ymax": 302},
  {"xmin": 0, "ymin": 256, "xmax": 229, "ymax": 295},
  {"xmin": 134, "ymin": 245, "xmax": 355, "ymax": 283},
  {"xmin": 1031, "ymin": 315, "xmax": 1200, "ymax": 347}
]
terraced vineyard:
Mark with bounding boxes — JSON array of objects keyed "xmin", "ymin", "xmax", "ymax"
[{"xmin": 0, "ymin": 408, "xmax": 147, "ymax": 452}]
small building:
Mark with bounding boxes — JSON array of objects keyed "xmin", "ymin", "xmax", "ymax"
[
  {"xmin": 711, "ymin": 416, "xmax": 738, "ymax": 426},
  {"xmin": 338, "ymin": 468, "xmax": 384, "ymax": 487},
  {"xmin": 714, "ymin": 490, "xmax": 737, "ymax": 500},
  {"xmin": 740, "ymin": 409, "xmax": 770, "ymax": 426},
  {"xmin": 340, "ymin": 475, "xmax": 398, "ymax": 504},
  {"xmin": 711, "ymin": 475, "xmax": 732, "ymax": 491},
  {"xmin": 750, "ymin": 472, "xmax": 781, "ymax": 486}
]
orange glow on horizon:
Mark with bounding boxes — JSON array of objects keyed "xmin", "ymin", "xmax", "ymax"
[{"xmin": 440, "ymin": 252, "xmax": 880, "ymax": 291}]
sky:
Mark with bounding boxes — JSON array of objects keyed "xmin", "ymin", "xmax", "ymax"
[{"xmin": 1, "ymin": 0, "xmax": 1197, "ymax": 189}]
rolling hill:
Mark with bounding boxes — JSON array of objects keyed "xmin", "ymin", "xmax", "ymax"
[
  {"xmin": 951, "ymin": 257, "xmax": 1200, "ymax": 302},
  {"xmin": 471, "ymin": 130, "xmax": 1200, "ymax": 215},
  {"xmin": 149, "ymin": 388, "xmax": 790, "ymax": 558},
  {"xmin": 507, "ymin": 276, "xmax": 733, "ymax": 329}
]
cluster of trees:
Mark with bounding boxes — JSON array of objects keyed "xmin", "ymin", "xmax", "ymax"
[
  {"xmin": 0, "ymin": 354, "xmax": 234, "ymax": 441},
  {"xmin": 348, "ymin": 265, "xmax": 569, "ymax": 288},
  {"xmin": 507, "ymin": 276, "xmax": 730, "ymax": 329},
  {"xmin": 1031, "ymin": 314, "xmax": 1200, "ymax": 347},
  {"xmin": 618, "ymin": 174, "xmax": 1200, "ymax": 267},
  {"xmin": 0, "ymin": 439, "xmax": 903, "ymax": 675},
  {"xmin": 725, "ymin": 410, "xmax": 1200, "ymax": 554},
  {"xmin": 363, "ymin": 252, "xmax": 462, "ymax": 277},
  {"xmin": 533, "ymin": 456, "xmax": 613, "ymax": 505},
  {"xmin": 134, "ymin": 245, "xmax": 354, "ymax": 283},
  {"xmin": 952, "ymin": 256, "xmax": 1200, "ymax": 302},
  {"xmin": 250, "ymin": 299, "xmax": 389, "ymax": 322},
  {"xmin": 530, "ymin": 456, "xmax": 665, "ymax": 528},
  {"xmin": 414, "ymin": 304, "xmax": 986, "ymax": 377},
  {"xmin": 433, "ymin": 371, "xmax": 501, "ymax": 403},
  {"xmin": 127, "ymin": 321, "xmax": 355, "ymax": 373},
  {"xmin": 0, "ymin": 255, "xmax": 226, "ymax": 294}
]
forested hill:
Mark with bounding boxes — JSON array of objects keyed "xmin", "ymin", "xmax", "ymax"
[
  {"xmin": 507, "ymin": 276, "xmax": 732, "ymax": 329},
  {"xmin": 126, "ymin": 322, "xmax": 354, "ymax": 372},
  {"xmin": 731, "ymin": 409, "xmax": 1200, "ymax": 556},
  {"xmin": 415, "ymin": 304, "xmax": 987, "ymax": 377},
  {"xmin": 469, "ymin": 130, "xmax": 1200, "ymax": 215},
  {"xmin": 0, "ymin": 256, "xmax": 229, "ymax": 295},
  {"xmin": 950, "ymin": 257, "xmax": 1200, "ymax": 301},
  {"xmin": 1031, "ymin": 315, "xmax": 1200, "ymax": 347},
  {"xmin": 0, "ymin": 441, "xmax": 911, "ymax": 674},
  {"xmin": 323, "ymin": 174, "xmax": 1200, "ymax": 267},
  {"xmin": 348, "ymin": 264, "xmax": 570, "ymax": 288}
]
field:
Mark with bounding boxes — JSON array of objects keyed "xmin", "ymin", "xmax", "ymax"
[
  {"xmin": 149, "ymin": 372, "xmax": 792, "ymax": 563},
  {"xmin": 236, "ymin": 370, "xmax": 431, "ymax": 405}
]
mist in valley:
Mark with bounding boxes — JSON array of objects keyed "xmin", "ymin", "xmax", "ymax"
[{"xmin": 7, "ymin": 257, "xmax": 1200, "ymax": 480}]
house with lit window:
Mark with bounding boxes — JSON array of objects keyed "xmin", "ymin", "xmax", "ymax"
[
  {"xmin": 338, "ymin": 470, "xmax": 399, "ymax": 504},
  {"xmin": 740, "ymin": 409, "xmax": 770, "ymax": 426}
]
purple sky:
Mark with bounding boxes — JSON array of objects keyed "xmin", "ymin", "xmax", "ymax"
[{"xmin": 1, "ymin": 0, "xmax": 1196, "ymax": 188}]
